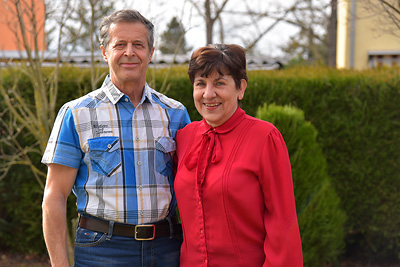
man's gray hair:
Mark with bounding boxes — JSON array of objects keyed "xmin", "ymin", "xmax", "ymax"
[{"xmin": 99, "ymin": 9, "xmax": 154, "ymax": 52}]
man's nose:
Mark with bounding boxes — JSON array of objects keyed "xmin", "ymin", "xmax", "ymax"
[{"xmin": 124, "ymin": 44, "xmax": 135, "ymax": 57}]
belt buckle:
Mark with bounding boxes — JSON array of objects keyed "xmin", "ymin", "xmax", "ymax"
[{"xmin": 134, "ymin": 224, "xmax": 156, "ymax": 241}]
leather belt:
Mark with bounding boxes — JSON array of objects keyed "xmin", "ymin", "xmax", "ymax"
[{"xmin": 79, "ymin": 215, "xmax": 182, "ymax": 241}]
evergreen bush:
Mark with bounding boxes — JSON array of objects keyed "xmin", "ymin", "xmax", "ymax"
[
  {"xmin": 256, "ymin": 103, "xmax": 346, "ymax": 266},
  {"xmin": 244, "ymin": 67, "xmax": 400, "ymax": 262}
]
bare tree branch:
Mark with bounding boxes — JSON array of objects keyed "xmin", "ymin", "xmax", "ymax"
[
  {"xmin": 0, "ymin": 0, "xmax": 72, "ymax": 183},
  {"xmin": 379, "ymin": 0, "xmax": 400, "ymax": 15},
  {"xmin": 358, "ymin": 0, "xmax": 400, "ymax": 38}
]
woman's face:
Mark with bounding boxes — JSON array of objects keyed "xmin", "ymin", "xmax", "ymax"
[{"xmin": 193, "ymin": 71, "xmax": 247, "ymax": 128}]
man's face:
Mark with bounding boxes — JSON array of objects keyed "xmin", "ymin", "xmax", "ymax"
[{"xmin": 101, "ymin": 22, "xmax": 154, "ymax": 89}]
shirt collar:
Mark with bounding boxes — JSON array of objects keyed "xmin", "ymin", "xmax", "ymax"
[
  {"xmin": 184, "ymin": 107, "xmax": 246, "ymax": 170},
  {"xmin": 101, "ymin": 75, "xmax": 154, "ymax": 105},
  {"xmin": 199, "ymin": 107, "xmax": 246, "ymax": 134}
]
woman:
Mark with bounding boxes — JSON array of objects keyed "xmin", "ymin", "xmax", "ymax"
[{"xmin": 174, "ymin": 44, "xmax": 303, "ymax": 266}]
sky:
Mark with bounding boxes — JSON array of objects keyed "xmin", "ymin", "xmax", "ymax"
[{"xmin": 117, "ymin": 0, "xmax": 300, "ymax": 58}]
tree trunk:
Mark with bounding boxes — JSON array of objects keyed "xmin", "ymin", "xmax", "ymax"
[
  {"xmin": 205, "ymin": 0, "xmax": 213, "ymax": 45},
  {"xmin": 328, "ymin": 0, "xmax": 337, "ymax": 67}
]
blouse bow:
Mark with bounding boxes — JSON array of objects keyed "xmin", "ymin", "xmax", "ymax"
[
  {"xmin": 185, "ymin": 128, "xmax": 222, "ymax": 189},
  {"xmin": 185, "ymin": 128, "xmax": 222, "ymax": 170}
]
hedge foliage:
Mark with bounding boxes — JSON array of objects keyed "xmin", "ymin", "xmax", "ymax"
[
  {"xmin": 1, "ymin": 65, "xmax": 399, "ymax": 263},
  {"xmin": 256, "ymin": 103, "xmax": 346, "ymax": 266},
  {"xmin": 244, "ymin": 67, "xmax": 400, "ymax": 262},
  {"xmin": 163, "ymin": 66, "xmax": 400, "ymax": 262}
]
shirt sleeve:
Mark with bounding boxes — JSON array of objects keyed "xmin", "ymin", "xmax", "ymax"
[
  {"xmin": 259, "ymin": 128, "xmax": 303, "ymax": 267},
  {"xmin": 181, "ymin": 107, "xmax": 191, "ymax": 129},
  {"xmin": 41, "ymin": 105, "xmax": 83, "ymax": 169}
]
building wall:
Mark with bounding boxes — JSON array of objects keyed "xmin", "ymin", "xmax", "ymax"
[
  {"xmin": 337, "ymin": 0, "xmax": 400, "ymax": 69},
  {"xmin": 337, "ymin": 0, "xmax": 351, "ymax": 68},
  {"xmin": 0, "ymin": 0, "xmax": 46, "ymax": 51}
]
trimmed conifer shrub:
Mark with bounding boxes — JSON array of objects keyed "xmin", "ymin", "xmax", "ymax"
[{"xmin": 256, "ymin": 103, "xmax": 346, "ymax": 267}]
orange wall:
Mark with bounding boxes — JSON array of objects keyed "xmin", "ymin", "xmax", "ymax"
[{"xmin": 0, "ymin": 0, "xmax": 46, "ymax": 51}]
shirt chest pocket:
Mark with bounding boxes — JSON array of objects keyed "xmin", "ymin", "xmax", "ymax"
[
  {"xmin": 155, "ymin": 136, "xmax": 176, "ymax": 176},
  {"xmin": 88, "ymin": 137, "xmax": 122, "ymax": 177}
]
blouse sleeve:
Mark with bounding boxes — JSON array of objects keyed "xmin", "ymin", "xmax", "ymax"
[{"xmin": 259, "ymin": 128, "xmax": 303, "ymax": 267}]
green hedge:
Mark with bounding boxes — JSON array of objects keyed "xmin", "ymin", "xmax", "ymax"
[
  {"xmin": 158, "ymin": 66, "xmax": 400, "ymax": 262},
  {"xmin": 256, "ymin": 103, "xmax": 346, "ymax": 266},
  {"xmin": 1, "ymin": 66, "xmax": 399, "ymax": 263},
  {"xmin": 244, "ymin": 67, "xmax": 400, "ymax": 262},
  {"xmin": 164, "ymin": 68, "xmax": 400, "ymax": 259}
]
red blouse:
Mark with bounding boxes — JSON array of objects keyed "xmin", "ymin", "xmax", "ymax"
[{"xmin": 175, "ymin": 108, "xmax": 303, "ymax": 267}]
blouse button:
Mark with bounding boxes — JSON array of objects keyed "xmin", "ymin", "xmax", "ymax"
[
  {"xmin": 137, "ymin": 161, "xmax": 142, "ymax": 166},
  {"xmin": 107, "ymin": 144, "xmax": 112, "ymax": 149},
  {"xmin": 135, "ymin": 137, "xmax": 140, "ymax": 142},
  {"xmin": 139, "ymin": 185, "xmax": 143, "ymax": 191},
  {"xmin": 124, "ymin": 98, "xmax": 129, "ymax": 102}
]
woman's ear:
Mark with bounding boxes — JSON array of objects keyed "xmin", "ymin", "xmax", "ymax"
[{"xmin": 238, "ymin": 79, "xmax": 247, "ymax": 100}]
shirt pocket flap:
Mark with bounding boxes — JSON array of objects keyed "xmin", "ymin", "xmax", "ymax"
[
  {"xmin": 154, "ymin": 137, "xmax": 176, "ymax": 177},
  {"xmin": 155, "ymin": 136, "xmax": 176, "ymax": 153},
  {"xmin": 88, "ymin": 136, "xmax": 120, "ymax": 152}
]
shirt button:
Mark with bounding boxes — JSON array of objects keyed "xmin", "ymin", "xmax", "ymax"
[
  {"xmin": 135, "ymin": 137, "xmax": 140, "ymax": 142},
  {"xmin": 139, "ymin": 185, "xmax": 143, "ymax": 191},
  {"xmin": 200, "ymin": 229, "xmax": 203, "ymax": 234},
  {"xmin": 140, "ymin": 210, "xmax": 144, "ymax": 216},
  {"xmin": 107, "ymin": 144, "xmax": 112, "ymax": 149},
  {"xmin": 137, "ymin": 161, "xmax": 142, "ymax": 166},
  {"xmin": 124, "ymin": 98, "xmax": 129, "ymax": 102}
]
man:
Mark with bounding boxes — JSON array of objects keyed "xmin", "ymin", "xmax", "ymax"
[{"xmin": 42, "ymin": 9, "xmax": 190, "ymax": 267}]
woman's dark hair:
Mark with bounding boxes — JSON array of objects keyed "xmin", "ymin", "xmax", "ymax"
[{"xmin": 188, "ymin": 44, "xmax": 248, "ymax": 89}]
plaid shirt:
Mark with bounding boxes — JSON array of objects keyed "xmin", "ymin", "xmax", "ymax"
[{"xmin": 42, "ymin": 76, "xmax": 190, "ymax": 224}]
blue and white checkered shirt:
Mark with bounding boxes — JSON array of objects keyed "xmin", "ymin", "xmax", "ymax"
[{"xmin": 42, "ymin": 76, "xmax": 190, "ymax": 224}]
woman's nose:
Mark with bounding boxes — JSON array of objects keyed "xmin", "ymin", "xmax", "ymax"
[{"xmin": 203, "ymin": 84, "xmax": 216, "ymax": 98}]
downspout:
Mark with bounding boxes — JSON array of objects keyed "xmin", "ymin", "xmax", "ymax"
[{"xmin": 350, "ymin": 0, "xmax": 356, "ymax": 68}]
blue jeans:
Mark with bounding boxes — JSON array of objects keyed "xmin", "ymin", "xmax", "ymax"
[{"xmin": 73, "ymin": 226, "xmax": 182, "ymax": 267}]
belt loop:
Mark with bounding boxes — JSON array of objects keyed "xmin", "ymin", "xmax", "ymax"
[
  {"xmin": 77, "ymin": 214, "xmax": 82, "ymax": 226},
  {"xmin": 106, "ymin": 220, "xmax": 115, "ymax": 240},
  {"xmin": 166, "ymin": 217, "xmax": 174, "ymax": 239}
]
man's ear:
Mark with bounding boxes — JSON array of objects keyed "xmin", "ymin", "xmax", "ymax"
[
  {"xmin": 149, "ymin": 47, "xmax": 155, "ymax": 62},
  {"xmin": 101, "ymin": 45, "xmax": 108, "ymax": 62}
]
